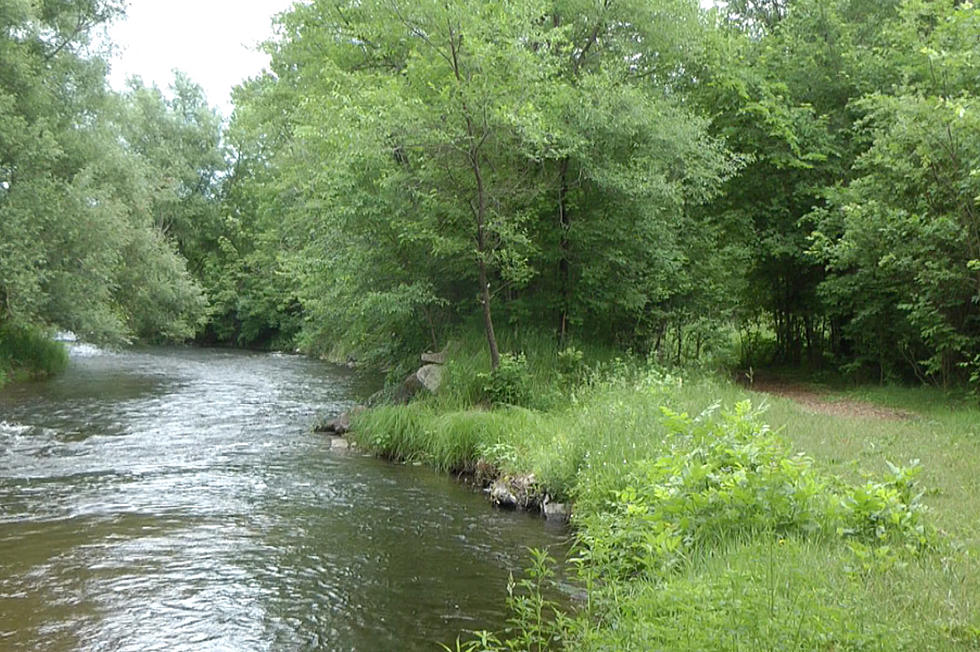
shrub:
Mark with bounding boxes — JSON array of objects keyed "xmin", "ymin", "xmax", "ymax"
[
  {"xmin": 557, "ymin": 346, "xmax": 586, "ymax": 383},
  {"xmin": 478, "ymin": 353, "xmax": 531, "ymax": 406}
]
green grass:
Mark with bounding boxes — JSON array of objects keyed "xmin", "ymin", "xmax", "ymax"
[
  {"xmin": 0, "ymin": 322, "xmax": 68, "ymax": 387},
  {"xmin": 350, "ymin": 330, "xmax": 980, "ymax": 650}
]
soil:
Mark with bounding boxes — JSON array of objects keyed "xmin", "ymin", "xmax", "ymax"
[{"xmin": 741, "ymin": 377, "xmax": 916, "ymax": 421}]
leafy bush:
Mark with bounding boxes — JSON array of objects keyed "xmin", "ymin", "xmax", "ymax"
[
  {"xmin": 557, "ymin": 346, "xmax": 586, "ymax": 383},
  {"xmin": 573, "ymin": 401, "xmax": 935, "ymax": 584},
  {"xmin": 478, "ymin": 353, "xmax": 531, "ymax": 407},
  {"xmin": 839, "ymin": 460, "xmax": 934, "ymax": 548},
  {"xmin": 573, "ymin": 401, "xmax": 838, "ymax": 579}
]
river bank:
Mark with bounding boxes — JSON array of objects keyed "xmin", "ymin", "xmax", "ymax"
[{"xmin": 342, "ymin": 346, "xmax": 980, "ymax": 650}]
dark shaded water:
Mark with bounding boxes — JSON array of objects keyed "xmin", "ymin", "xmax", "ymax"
[{"xmin": 0, "ymin": 346, "xmax": 567, "ymax": 650}]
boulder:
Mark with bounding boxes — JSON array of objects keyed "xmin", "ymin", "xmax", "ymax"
[
  {"xmin": 393, "ymin": 370, "xmax": 425, "ymax": 404},
  {"xmin": 416, "ymin": 364, "xmax": 444, "ymax": 393},
  {"xmin": 313, "ymin": 405, "xmax": 364, "ymax": 435},
  {"xmin": 331, "ymin": 411, "xmax": 352, "ymax": 435},
  {"xmin": 490, "ymin": 479, "xmax": 518, "ymax": 508},
  {"xmin": 394, "ymin": 365, "xmax": 444, "ymax": 403},
  {"xmin": 542, "ymin": 496, "xmax": 571, "ymax": 522},
  {"xmin": 421, "ymin": 350, "xmax": 447, "ymax": 365}
]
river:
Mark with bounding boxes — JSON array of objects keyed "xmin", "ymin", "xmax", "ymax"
[{"xmin": 0, "ymin": 345, "xmax": 568, "ymax": 650}]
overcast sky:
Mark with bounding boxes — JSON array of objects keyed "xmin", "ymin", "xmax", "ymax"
[
  {"xmin": 107, "ymin": 0, "xmax": 297, "ymax": 116},
  {"xmin": 108, "ymin": 1, "xmax": 721, "ymax": 117}
]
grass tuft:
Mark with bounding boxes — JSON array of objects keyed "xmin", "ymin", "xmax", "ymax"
[{"xmin": 0, "ymin": 322, "xmax": 68, "ymax": 386}]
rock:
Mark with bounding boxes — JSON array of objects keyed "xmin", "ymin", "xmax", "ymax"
[
  {"xmin": 542, "ymin": 497, "xmax": 571, "ymax": 522},
  {"xmin": 331, "ymin": 437, "xmax": 350, "ymax": 451},
  {"xmin": 393, "ymin": 365, "xmax": 444, "ymax": 403},
  {"xmin": 421, "ymin": 350, "xmax": 447, "ymax": 365},
  {"xmin": 490, "ymin": 480, "xmax": 518, "ymax": 508},
  {"xmin": 312, "ymin": 415, "xmax": 334, "ymax": 433},
  {"xmin": 332, "ymin": 411, "xmax": 352, "ymax": 435},
  {"xmin": 313, "ymin": 406, "xmax": 364, "ymax": 435},
  {"xmin": 393, "ymin": 370, "xmax": 425, "ymax": 404},
  {"xmin": 416, "ymin": 364, "xmax": 443, "ymax": 393},
  {"xmin": 489, "ymin": 473, "xmax": 538, "ymax": 510}
]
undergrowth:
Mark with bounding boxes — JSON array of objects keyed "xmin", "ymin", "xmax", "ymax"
[{"xmin": 351, "ymin": 330, "xmax": 978, "ymax": 650}]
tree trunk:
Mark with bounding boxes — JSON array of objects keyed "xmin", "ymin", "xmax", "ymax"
[
  {"xmin": 479, "ymin": 257, "xmax": 501, "ymax": 369},
  {"xmin": 557, "ymin": 158, "xmax": 571, "ymax": 346},
  {"xmin": 676, "ymin": 321, "xmax": 683, "ymax": 365},
  {"xmin": 448, "ymin": 22, "xmax": 502, "ymax": 370}
]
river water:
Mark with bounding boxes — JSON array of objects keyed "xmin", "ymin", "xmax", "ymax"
[{"xmin": 0, "ymin": 346, "xmax": 567, "ymax": 651}]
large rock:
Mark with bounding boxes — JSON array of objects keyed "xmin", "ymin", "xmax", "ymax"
[
  {"xmin": 313, "ymin": 405, "xmax": 364, "ymax": 435},
  {"xmin": 394, "ymin": 365, "xmax": 444, "ymax": 403},
  {"xmin": 421, "ymin": 350, "xmax": 447, "ymax": 365},
  {"xmin": 542, "ymin": 496, "xmax": 571, "ymax": 522},
  {"xmin": 416, "ymin": 364, "xmax": 443, "ymax": 392},
  {"xmin": 490, "ymin": 480, "xmax": 518, "ymax": 508}
]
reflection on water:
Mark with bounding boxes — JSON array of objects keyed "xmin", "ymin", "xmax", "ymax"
[{"xmin": 0, "ymin": 346, "xmax": 567, "ymax": 651}]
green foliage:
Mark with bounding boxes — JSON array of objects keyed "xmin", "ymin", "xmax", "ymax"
[
  {"xmin": 810, "ymin": 1, "xmax": 980, "ymax": 383},
  {"xmin": 478, "ymin": 353, "xmax": 531, "ymax": 407},
  {"xmin": 350, "ymin": 347, "xmax": 973, "ymax": 650},
  {"xmin": 840, "ymin": 460, "xmax": 933, "ymax": 547},
  {"xmin": 222, "ymin": 0, "xmax": 738, "ymax": 367},
  {"xmin": 556, "ymin": 346, "xmax": 586, "ymax": 386},
  {"xmin": 0, "ymin": 322, "xmax": 68, "ymax": 381},
  {"xmin": 0, "ymin": 2, "xmax": 208, "ymax": 346},
  {"xmin": 574, "ymin": 402, "xmax": 828, "ymax": 579}
]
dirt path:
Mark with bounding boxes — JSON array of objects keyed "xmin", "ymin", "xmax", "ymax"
[{"xmin": 743, "ymin": 378, "xmax": 916, "ymax": 421}]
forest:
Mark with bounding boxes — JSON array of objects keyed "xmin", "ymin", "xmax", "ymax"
[{"xmin": 1, "ymin": 0, "xmax": 978, "ymax": 389}]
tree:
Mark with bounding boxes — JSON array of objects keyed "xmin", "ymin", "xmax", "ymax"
[
  {"xmin": 812, "ymin": 0, "xmax": 980, "ymax": 384},
  {"xmin": 231, "ymin": 0, "xmax": 736, "ymax": 367},
  {"xmin": 0, "ymin": 0, "xmax": 206, "ymax": 343}
]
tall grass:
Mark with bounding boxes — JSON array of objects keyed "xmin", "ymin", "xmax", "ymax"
[
  {"xmin": 350, "ymin": 327, "xmax": 980, "ymax": 650},
  {"xmin": 0, "ymin": 322, "xmax": 69, "ymax": 385}
]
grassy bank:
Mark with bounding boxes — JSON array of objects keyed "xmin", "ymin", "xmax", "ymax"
[
  {"xmin": 0, "ymin": 323, "xmax": 69, "ymax": 388},
  {"xmin": 347, "ymin": 336, "xmax": 980, "ymax": 650}
]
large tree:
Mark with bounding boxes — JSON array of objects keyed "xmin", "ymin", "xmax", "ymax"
[{"xmin": 230, "ymin": 0, "xmax": 735, "ymax": 366}]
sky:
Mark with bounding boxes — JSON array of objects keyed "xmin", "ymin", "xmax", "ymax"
[
  {"xmin": 107, "ymin": 0, "xmax": 298, "ymax": 117},
  {"xmin": 108, "ymin": 1, "xmax": 721, "ymax": 117}
]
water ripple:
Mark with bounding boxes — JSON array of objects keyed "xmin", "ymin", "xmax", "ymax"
[{"xmin": 0, "ymin": 347, "xmax": 568, "ymax": 650}]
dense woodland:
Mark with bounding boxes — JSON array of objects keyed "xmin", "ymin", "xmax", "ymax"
[{"xmin": 2, "ymin": 0, "xmax": 980, "ymax": 388}]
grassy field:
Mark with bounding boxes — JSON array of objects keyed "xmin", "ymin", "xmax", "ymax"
[{"xmin": 348, "ymin": 337, "xmax": 980, "ymax": 650}]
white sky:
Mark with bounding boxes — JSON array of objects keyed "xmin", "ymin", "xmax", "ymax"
[
  {"xmin": 107, "ymin": 1, "xmax": 297, "ymax": 117},
  {"xmin": 108, "ymin": 1, "xmax": 720, "ymax": 116}
]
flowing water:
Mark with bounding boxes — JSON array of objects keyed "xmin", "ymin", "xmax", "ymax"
[{"xmin": 0, "ymin": 346, "xmax": 568, "ymax": 651}]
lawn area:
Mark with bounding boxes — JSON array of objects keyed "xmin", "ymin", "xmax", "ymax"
[{"xmin": 753, "ymin": 381, "xmax": 980, "ymax": 545}]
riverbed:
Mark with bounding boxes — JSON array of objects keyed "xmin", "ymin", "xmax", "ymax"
[{"xmin": 0, "ymin": 345, "xmax": 567, "ymax": 650}]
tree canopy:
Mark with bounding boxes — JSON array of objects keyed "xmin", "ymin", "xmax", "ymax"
[{"xmin": 4, "ymin": 0, "xmax": 980, "ymax": 387}]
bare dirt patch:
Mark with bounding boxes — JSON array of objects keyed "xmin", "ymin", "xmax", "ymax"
[{"xmin": 742, "ymin": 378, "xmax": 916, "ymax": 421}]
